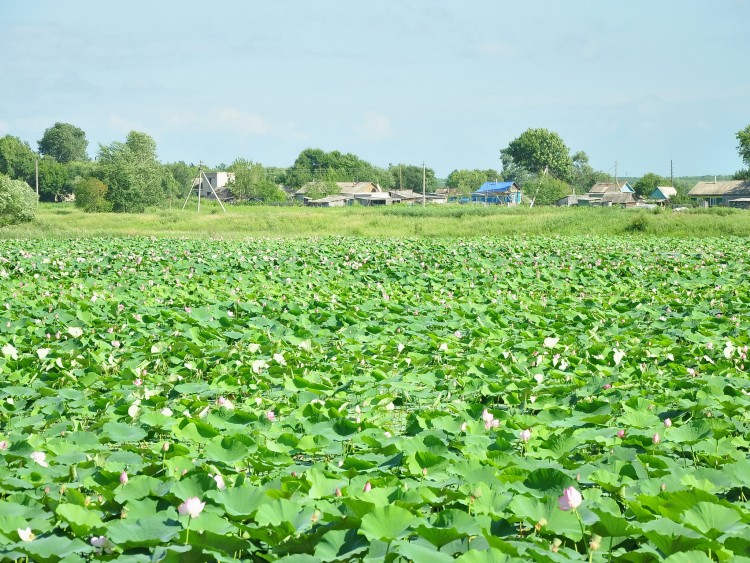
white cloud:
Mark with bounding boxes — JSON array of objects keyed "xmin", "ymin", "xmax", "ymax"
[
  {"xmin": 355, "ymin": 111, "xmax": 392, "ymax": 140},
  {"xmin": 214, "ymin": 108, "xmax": 269, "ymax": 135}
]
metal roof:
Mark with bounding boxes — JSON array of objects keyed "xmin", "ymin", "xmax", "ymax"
[
  {"xmin": 474, "ymin": 181, "xmax": 518, "ymax": 194},
  {"xmin": 688, "ymin": 181, "xmax": 750, "ymax": 197}
]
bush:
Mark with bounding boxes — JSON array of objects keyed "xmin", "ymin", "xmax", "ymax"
[
  {"xmin": 74, "ymin": 177, "xmax": 111, "ymax": 212},
  {"xmin": 0, "ymin": 173, "xmax": 37, "ymax": 227}
]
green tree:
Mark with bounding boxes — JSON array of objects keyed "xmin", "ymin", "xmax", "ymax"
[
  {"xmin": 633, "ymin": 172, "xmax": 667, "ymax": 198},
  {"xmin": 501, "ymin": 128, "xmax": 573, "ymax": 182},
  {"xmin": 38, "ymin": 122, "xmax": 89, "ymax": 163},
  {"xmin": 163, "ymin": 161, "xmax": 199, "ymax": 196},
  {"xmin": 74, "ymin": 177, "xmax": 111, "ymax": 212},
  {"xmin": 446, "ymin": 169, "xmax": 501, "ymax": 195},
  {"xmin": 305, "ymin": 180, "xmax": 341, "ymax": 200},
  {"xmin": 228, "ymin": 159, "xmax": 287, "ymax": 202},
  {"xmin": 97, "ymin": 131, "xmax": 168, "ymax": 212},
  {"xmin": 0, "ymin": 173, "xmax": 37, "ymax": 226},
  {"xmin": 529, "ymin": 175, "xmax": 572, "ymax": 206},
  {"xmin": 388, "ymin": 164, "xmax": 437, "ymax": 192},
  {"xmin": 0, "ymin": 135, "xmax": 36, "ymax": 183},
  {"xmin": 735, "ymin": 124, "xmax": 750, "ymax": 179},
  {"xmin": 38, "ymin": 156, "xmax": 71, "ymax": 201},
  {"xmin": 285, "ymin": 148, "xmax": 389, "ymax": 189}
]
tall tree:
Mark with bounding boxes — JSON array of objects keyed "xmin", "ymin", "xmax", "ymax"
[
  {"xmin": 285, "ymin": 148, "xmax": 389, "ymax": 189},
  {"xmin": 446, "ymin": 169, "xmax": 502, "ymax": 195},
  {"xmin": 0, "ymin": 173, "xmax": 37, "ymax": 226},
  {"xmin": 38, "ymin": 122, "xmax": 89, "ymax": 163},
  {"xmin": 388, "ymin": 164, "xmax": 437, "ymax": 192},
  {"xmin": 735, "ymin": 124, "xmax": 750, "ymax": 179},
  {"xmin": 37, "ymin": 156, "xmax": 71, "ymax": 201},
  {"xmin": 501, "ymin": 128, "xmax": 573, "ymax": 182},
  {"xmin": 0, "ymin": 135, "xmax": 36, "ymax": 183},
  {"xmin": 633, "ymin": 172, "xmax": 668, "ymax": 198},
  {"xmin": 228, "ymin": 159, "xmax": 286, "ymax": 202},
  {"xmin": 97, "ymin": 131, "xmax": 167, "ymax": 212}
]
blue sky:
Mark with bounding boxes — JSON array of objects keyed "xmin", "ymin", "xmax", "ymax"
[{"xmin": 2, "ymin": 1, "xmax": 749, "ymax": 178}]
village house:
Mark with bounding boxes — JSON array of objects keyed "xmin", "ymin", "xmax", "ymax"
[
  {"xmin": 688, "ymin": 180, "xmax": 750, "ymax": 207},
  {"xmin": 471, "ymin": 181, "xmax": 522, "ymax": 205},
  {"xmin": 650, "ymin": 186, "xmax": 678, "ymax": 203},
  {"xmin": 295, "ymin": 181, "xmax": 381, "ymax": 204},
  {"xmin": 194, "ymin": 171, "xmax": 235, "ymax": 200}
]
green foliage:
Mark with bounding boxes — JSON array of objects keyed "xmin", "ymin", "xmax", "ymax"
[
  {"xmin": 228, "ymin": 159, "xmax": 287, "ymax": 202},
  {"xmin": 97, "ymin": 131, "xmax": 168, "ymax": 212},
  {"xmin": 501, "ymin": 128, "xmax": 574, "ymax": 182},
  {"xmin": 74, "ymin": 177, "xmax": 111, "ymax": 212},
  {"xmin": 0, "ymin": 135, "xmax": 36, "ymax": 183},
  {"xmin": 736, "ymin": 124, "xmax": 750, "ymax": 168},
  {"xmin": 0, "ymin": 236, "xmax": 750, "ymax": 560},
  {"xmin": 37, "ymin": 122, "xmax": 89, "ymax": 163},
  {"xmin": 445, "ymin": 169, "xmax": 501, "ymax": 195},
  {"xmin": 529, "ymin": 174, "xmax": 572, "ymax": 205},
  {"xmin": 0, "ymin": 173, "xmax": 37, "ymax": 226},
  {"xmin": 305, "ymin": 179, "xmax": 341, "ymax": 200},
  {"xmin": 634, "ymin": 172, "xmax": 668, "ymax": 198},
  {"xmin": 163, "ymin": 161, "xmax": 199, "ymax": 196},
  {"xmin": 285, "ymin": 148, "xmax": 389, "ymax": 189},
  {"xmin": 38, "ymin": 155, "xmax": 71, "ymax": 201},
  {"xmin": 388, "ymin": 163, "xmax": 438, "ymax": 192}
]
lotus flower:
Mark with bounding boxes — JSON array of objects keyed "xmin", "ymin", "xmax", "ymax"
[
  {"xmin": 363, "ymin": 481, "xmax": 372, "ymax": 493},
  {"xmin": 0, "ymin": 440, "xmax": 8, "ymax": 450},
  {"xmin": 120, "ymin": 471, "xmax": 128, "ymax": 484},
  {"xmin": 90, "ymin": 535, "xmax": 115, "ymax": 553},
  {"xmin": 519, "ymin": 429, "xmax": 532, "ymax": 443},
  {"xmin": 558, "ymin": 486, "xmax": 583, "ymax": 511},
  {"xmin": 17, "ymin": 527, "xmax": 35, "ymax": 542},
  {"xmin": 178, "ymin": 497, "xmax": 205, "ymax": 518},
  {"xmin": 617, "ymin": 429, "xmax": 625, "ymax": 439},
  {"xmin": 213, "ymin": 473, "xmax": 225, "ymax": 490},
  {"xmin": 652, "ymin": 433, "xmax": 661, "ymax": 444},
  {"xmin": 266, "ymin": 410, "xmax": 276, "ymax": 422},
  {"xmin": 30, "ymin": 451, "xmax": 48, "ymax": 467},
  {"xmin": 663, "ymin": 418, "xmax": 672, "ymax": 428}
]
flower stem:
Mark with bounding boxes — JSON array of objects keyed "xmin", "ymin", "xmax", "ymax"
[
  {"xmin": 185, "ymin": 516, "xmax": 191, "ymax": 545},
  {"xmin": 574, "ymin": 509, "xmax": 590, "ymax": 559}
]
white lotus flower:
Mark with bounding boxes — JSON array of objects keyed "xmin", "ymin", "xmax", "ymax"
[
  {"xmin": 251, "ymin": 360, "xmax": 269, "ymax": 374},
  {"xmin": 90, "ymin": 535, "xmax": 115, "ymax": 553},
  {"xmin": 68, "ymin": 327, "xmax": 83, "ymax": 338},
  {"xmin": 30, "ymin": 451, "xmax": 48, "ymax": 467},
  {"xmin": 17, "ymin": 527, "xmax": 35, "ymax": 542},
  {"xmin": 2, "ymin": 343, "xmax": 18, "ymax": 360}
]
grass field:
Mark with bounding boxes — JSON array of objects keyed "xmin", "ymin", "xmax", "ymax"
[{"xmin": 2, "ymin": 202, "xmax": 750, "ymax": 239}]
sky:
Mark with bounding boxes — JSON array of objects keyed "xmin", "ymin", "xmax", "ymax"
[{"xmin": 1, "ymin": 0, "xmax": 749, "ymax": 179}]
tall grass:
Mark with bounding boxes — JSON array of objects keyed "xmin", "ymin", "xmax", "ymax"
[{"xmin": 2, "ymin": 202, "xmax": 750, "ymax": 239}]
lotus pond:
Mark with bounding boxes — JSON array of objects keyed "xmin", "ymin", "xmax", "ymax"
[{"xmin": 0, "ymin": 236, "xmax": 749, "ymax": 562}]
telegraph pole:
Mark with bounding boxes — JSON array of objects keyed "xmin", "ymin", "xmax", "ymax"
[
  {"xmin": 35, "ymin": 158, "xmax": 39, "ymax": 196},
  {"xmin": 422, "ymin": 162, "xmax": 426, "ymax": 207}
]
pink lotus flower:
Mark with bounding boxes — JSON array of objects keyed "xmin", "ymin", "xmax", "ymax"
[
  {"xmin": 0, "ymin": 440, "xmax": 8, "ymax": 450},
  {"xmin": 652, "ymin": 433, "xmax": 661, "ymax": 444},
  {"xmin": 363, "ymin": 481, "xmax": 372, "ymax": 493},
  {"xmin": 90, "ymin": 535, "xmax": 115, "ymax": 554},
  {"xmin": 266, "ymin": 410, "xmax": 276, "ymax": 422},
  {"xmin": 178, "ymin": 497, "xmax": 205, "ymax": 518},
  {"xmin": 663, "ymin": 418, "xmax": 672, "ymax": 428},
  {"xmin": 30, "ymin": 451, "xmax": 48, "ymax": 467},
  {"xmin": 213, "ymin": 474, "xmax": 225, "ymax": 490},
  {"xmin": 119, "ymin": 471, "xmax": 128, "ymax": 484},
  {"xmin": 558, "ymin": 486, "xmax": 583, "ymax": 511},
  {"xmin": 616, "ymin": 429, "xmax": 625, "ymax": 439},
  {"xmin": 519, "ymin": 429, "xmax": 532, "ymax": 443}
]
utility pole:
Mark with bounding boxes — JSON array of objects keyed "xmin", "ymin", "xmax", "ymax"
[
  {"xmin": 670, "ymin": 160, "xmax": 674, "ymax": 187},
  {"xmin": 35, "ymin": 158, "xmax": 39, "ymax": 197},
  {"xmin": 422, "ymin": 162, "xmax": 426, "ymax": 207}
]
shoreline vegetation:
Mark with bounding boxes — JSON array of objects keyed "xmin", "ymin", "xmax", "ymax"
[{"xmin": 3, "ymin": 203, "xmax": 750, "ymax": 239}]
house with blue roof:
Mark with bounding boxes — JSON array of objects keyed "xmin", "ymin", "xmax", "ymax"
[{"xmin": 471, "ymin": 181, "xmax": 522, "ymax": 205}]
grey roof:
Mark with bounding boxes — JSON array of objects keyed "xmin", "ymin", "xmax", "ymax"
[
  {"xmin": 588, "ymin": 181, "xmax": 628, "ymax": 196},
  {"xmin": 652, "ymin": 186, "xmax": 677, "ymax": 198},
  {"xmin": 600, "ymin": 192, "xmax": 636, "ymax": 204},
  {"xmin": 688, "ymin": 180, "xmax": 750, "ymax": 197}
]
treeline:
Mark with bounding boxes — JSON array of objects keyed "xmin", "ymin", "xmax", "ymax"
[{"xmin": 3, "ymin": 121, "xmax": 748, "ymax": 214}]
